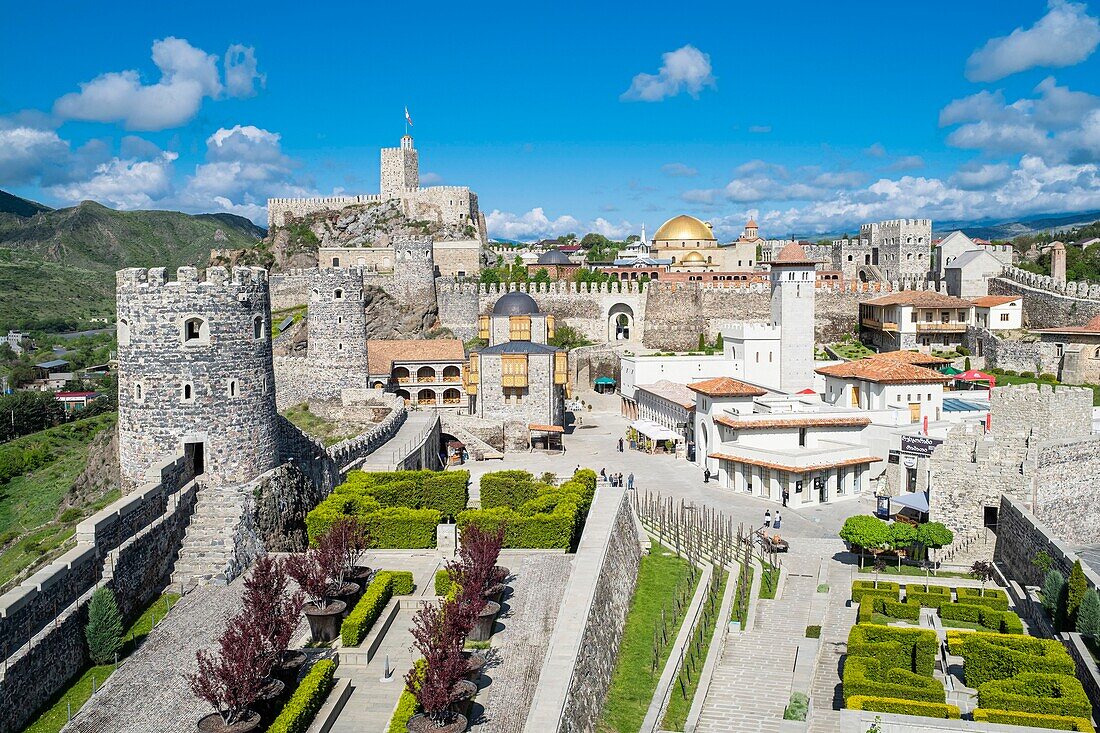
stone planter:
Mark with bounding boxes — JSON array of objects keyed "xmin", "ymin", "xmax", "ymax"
[
  {"xmin": 483, "ymin": 583, "xmax": 506, "ymax": 605},
  {"xmin": 326, "ymin": 581, "xmax": 361, "ymax": 617},
  {"xmin": 273, "ymin": 649, "xmax": 307, "ymax": 684},
  {"xmin": 463, "ymin": 651, "xmax": 486, "ymax": 682},
  {"xmin": 406, "ymin": 712, "xmax": 467, "ymax": 733},
  {"xmin": 450, "ymin": 679, "xmax": 478, "ymax": 717},
  {"xmin": 197, "ymin": 711, "xmax": 262, "ymax": 733},
  {"xmin": 491, "ymin": 566, "xmax": 511, "ymax": 585},
  {"xmin": 303, "ymin": 600, "xmax": 347, "ymax": 642},
  {"xmin": 344, "ymin": 566, "xmax": 373, "ymax": 593},
  {"xmin": 253, "ymin": 678, "xmax": 285, "ymax": 719},
  {"xmin": 468, "ymin": 601, "xmax": 500, "ymax": 642}
]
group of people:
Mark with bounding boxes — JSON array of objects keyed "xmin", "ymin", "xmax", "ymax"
[
  {"xmin": 763, "ymin": 509, "xmax": 782, "ymax": 529},
  {"xmin": 599, "ymin": 467, "xmax": 634, "ymax": 489}
]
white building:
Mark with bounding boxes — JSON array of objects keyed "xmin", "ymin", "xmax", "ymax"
[
  {"xmin": 970, "ymin": 296, "xmax": 1023, "ymax": 331},
  {"xmin": 816, "ymin": 358, "xmax": 951, "ymax": 423},
  {"xmin": 859, "ymin": 291, "xmax": 978, "ymax": 352},
  {"xmin": 693, "ymin": 383, "xmax": 882, "ymax": 506},
  {"xmin": 3, "ymin": 330, "xmax": 24, "ymax": 355},
  {"xmin": 627, "ymin": 380, "xmax": 696, "ymax": 452},
  {"xmin": 944, "ymin": 249, "xmax": 1006, "ymax": 298},
  {"xmin": 933, "ymin": 231, "xmax": 1013, "ymax": 280}
]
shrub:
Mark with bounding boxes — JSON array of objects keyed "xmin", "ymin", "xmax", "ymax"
[
  {"xmin": 842, "ymin": 657, "xmax": 945, "ymax": 703},
  {"xmin": 972, "ymin": 709, "xmax": 1096, "ymax": 732},
  {"xmin": 387, "ymin": 686, "xmax": 420, "ymax": 733},
  {"xmin": 846, "ymin": 696, "xmax": 960, "ymax": 718},
  {"xmin": 805, "ymin": 625, "xmax": 821, "ymax": 639},
  {"xmin": 851, "ymin": 580, "xmax": 900, "ymax": 604},
  {"xmin": 86, "ymin": 587, "xmax": 124, "ymax": 665},
  {"xmin": 342, "ymin": 573, "xmax": 397, "ymax": 647},
  {"xmin": 905, "ymin": 585, "xmax": 951, "ymax": 609},
  {"xmin": 817, "ymin": 584, "xmax": 829, "ymax": 593},
  {"xmin": 334, "ymin": 469, "xmax": 468, "ymax": 518},
  {"xmin": 977, "ymin": 673, "xmax": 1091, "ymax": 718},
  {"xmin": 362, "ymin": 507, "xmax": 440, "ymax": 549},
  {"xmin": 1077, "ymin": 589, "xmax": 1100, "ymax": 638},
  {"xmin": 268, "ymin": 659, "xmax": 336, "ymax": 733},
  {"xmin": 847, "ymin": 624, "xmax": 938, "ymax": 677},
  {"xmin": 1043, "ymin": 569, "xmax": 1067, "ymax": 619},
  {"xmin": 939, "ymin": 603, "xmax": 1023, "ymax": 633},
  {"xmin": 479, "ymin": 470, "xmax": 537, "ymax": 508},
  {"xmin": 783, "ymin": 692, "xmax": 809, "ymax": 721},
  {"xmin": 957, "ymin": 346, "xmax": 970, "ymax": 356},
  {"xmin": 953, "ymin": 632, "xmax": 1075, "ymax": 687},
  {"xmin": 955, "ymin": 586, "xmax": 1008, "ymax": 610},
  {"xmin": 1039, "ymin": 372, "xmax": 1058, "ymax": 383},
  {"xmin": 1066, "ymin": 560, "xmax": 1088, "ymax": 631},
  {"xmin": 388, "ymin": 570, "xmax": 414, "ymax": 596},
  {"xmin": 1003, "ymin": 369, "xmax": 1018, "ymax": 376},
  {"xmin": 873, "ymin": 597, "xmax": 920, "ymax": 621},
  {"xmin": 434, "ymin": 569, "xmax": 452, "ymax": 596},
  {"xmin": 1020, "ymin": 371, "xmax": 1035, "ymax": 378}
]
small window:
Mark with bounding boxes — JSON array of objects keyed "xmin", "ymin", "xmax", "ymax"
[
  {"xmin": 331, "ymin": 257, "xmax": 340, "ymax": 267},
  {"xmin": 1000, "ymin": 313, "xmax": 1010, "ymax": 322},
  {"xmin": 183, "ymin": 383, "xmax": 194, "ymax": 402},
  {"xmin": 228, "ymin": 379, "xmax": 239, "ymax": 398},
  {"xmin": 261, "ymin": 375, "xmax": 268, "ymax": 394},
  {"xmin": 253, "ymin": 316, "xmax": 264, "ymax": 340},
  {"xmin": 338, "ymin": 342, "xmax": 344, "ymax": 351},
  {"xmin": 334, "ymin": 288, "xmax": 344, "ymax": 300},
  {"xmin": 118, "ymin": 318, "xmax": 131, "ymax": 346},
  {"xmin": 134, "ymin": 383, "xmax": 143, "ymax": 401},
  {"xmin": 183, "ymin": 316, "xmax": 208, "ymax": 343}
]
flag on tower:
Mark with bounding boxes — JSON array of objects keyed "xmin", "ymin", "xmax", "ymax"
[{"xmin": 404, "ymin": 107, "xmax": 413, "ymax": 127}]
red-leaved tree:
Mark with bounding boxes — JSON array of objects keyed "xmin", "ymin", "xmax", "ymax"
[
  {"xmin": 285, "ymin": 547, "xmax": 333, "ymax": 610},
  {"xmin": 317, "ymin": 517, "xmax": 367, "ymax": 587},
  {"xmin": 187, "ymin": 613, "xmax": 269, "ymax": 725},
  {"xmin": 406, "ymin": 601, "xmax": 467, "ymax": 724},
  {"xmin": 242, "ymin": 554, "xmax": 304, "ymax": 667}
]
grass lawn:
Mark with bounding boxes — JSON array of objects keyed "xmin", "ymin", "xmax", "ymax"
[
  {"xmin": 281, "ymin": 403, "xmax": 357, "ymax": 446},
  {"xmin": 759, "ymin": 563, "xmax": 780, "ymax": 600},
  {"xmin": 596, "ymin": 544, "xmax": 695, "ymax": 733},
  {"xmin": 830, "ymin": 342, "xmax": 875, "ymax": 360},
  {"xmin": 661, "ymin": 570, "xmax": 728, "ymax": 730},
  {"xmin": 857, "ymin": 564, "xmax": 972, "ymax": 580},
  {"xmin": 938, "ymin": 618, "xmax": 999, "ymax": 633},
  {"xmin": 21, "ymin": 591, "xmax": 180, "ymax": 733},
  {"xmin": 0, "ymin": 414, "xmax": 118, "ymax": 589},
  {"xmin": 271, "ymin": 304, "xmax": 307, "ymax": 338}
]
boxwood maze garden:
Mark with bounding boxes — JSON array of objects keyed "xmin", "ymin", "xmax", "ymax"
[{"xmin": 845, "ymin": 580, "xmax": 1095, "ymax": 731}]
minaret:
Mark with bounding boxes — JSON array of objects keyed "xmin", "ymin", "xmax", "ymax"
[
  {"xmin": 640, "ymin": 223, "xmax": 648, "ymax": 246},
  {"xmin": 770, "ymin": 242, "xmax": 816, "ymax": 393}
]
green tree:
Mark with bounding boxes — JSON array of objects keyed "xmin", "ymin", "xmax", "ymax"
[
  {"xmin": 548, "ymin": 324, "xmax": 593, "ymax": 351},
  {"xmin": 1042, "ymin": 569, "xmax": 1066, "ymax": 619},
  {"xmin": 715, "ymin": 333, "xmax": 724, "ymax": 350},
  {"xmin": 964, "ymin": 357, "xmax": 972, "ymax": 370},
  {"xmin": 916, "ymin": 521, "xmax": 953, "ymax": 563},
  {"xmin": 1066, "ymin": 559, "xmax": 1088, "ymax": 631},
  {"xmin": 1032, "ymin": 551, "xmax": 1054, "ymax": 576},
  {"xmin": 839, "ymin": 515, "xmax": 890, "ymax": 568},
  {"xmin": 889, "ymin": 522, "xmax": 918, "ymax": 568},
  {"xmin": 969, "ymin": 560, "xmax": 996, "ymax": 596},
  {"xmin": 698, "ymin": 333, "xmax": 706, "ymax": 351},
  {"xmin": 86, "ymin": 586, "xmax": 124, "ymax": 664},
  {"xmin": 1077, "ymin": 589, "xmax": 1100, "ymax": 639},
  {"xmin": 532, "ymin": 268, "xmax": 551, "ymax": 284}
]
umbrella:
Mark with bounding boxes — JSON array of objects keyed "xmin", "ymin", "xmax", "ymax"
[
  {"xmin": 594, "ymin": 376, "xmax": 616, "ymax": 385},
  {"xmin": 939, "ymin": 365, "xmax": 963, "ymax": 376}
]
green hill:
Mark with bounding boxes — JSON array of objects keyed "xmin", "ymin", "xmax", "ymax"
[
  {"xmin": 0, "ymin": 192, "xmax": 265, "ymax": 330},
  {"xmin": 0, "ymin": 190, "xmax": 51, "ymax": 217}
]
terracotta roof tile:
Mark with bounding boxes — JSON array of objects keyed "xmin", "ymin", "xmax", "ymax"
[
  {"xmin": 970, "ymin": 296, "xmax": 1021, "ymax": 307},
  {"xmin": 867, "ymin": 350, "xmax": 949, "ymax": 366},
  {"xmin": 815, "ymin": 360, "xmax": 952, "ymax": 385},
  {"xmin": 367, "ymin": 339, "xmax": 465, "ymax": 375},
  {"xmin": 773, "ymin": 242, "xmax": 817, "ymax": 265},
  {"xmin": 861, "ymin": 290, "xmax": 975, "ymax": 308},
  {"xmin": 714, "ymin": 415, "xmax": 871, "ymax": 430},
  {"xmin": 686, "ymin": 377, "xmax": 768, "ymax": 397}
]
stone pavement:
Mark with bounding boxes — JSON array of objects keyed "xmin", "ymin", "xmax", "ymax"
[
  {"xmin": 807, "ymin": 551, "xmax": 859, "ymax": 733},
  {"xmin": 469, "ymin": 553, "xmax": 573, "ymax": 733}
]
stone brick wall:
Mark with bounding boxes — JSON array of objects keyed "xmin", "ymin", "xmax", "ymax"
[
  {"xmin": 966, "ymin": 326, "xmax": 1061, "ymax": 375},
  {"xmin": 437, "ymin": 281, "xmax": 480, "ymax": 341},
  {"xmin": 116, "ymin": 266, "xmax": 281, "ymax": 490},
  {"xmin": 1034, "ymin": 437, "xmax": 1100, "ymax": 545},
  {"xmin": 267, "ymin": 194, "xmax": 383, "ymax": 229},
  {"xmin": 307, "ymin": 268, "xmax": 368, "ymax": 366},
  {"xmin": 994, "ymin": 494, "xmax": 1100, "ymax": 590},
  {"xmin": 475, "ymin": 351, "xmax": 562, "ymax": 425},
  {"xmin": 990, "ymin": 268, "xmax": 1100, "ymax": 329}
]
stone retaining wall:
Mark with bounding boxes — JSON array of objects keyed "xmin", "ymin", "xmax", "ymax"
[{"xmin": 990, "ymin": 269, "xmax": 1100, "ymax": 329}]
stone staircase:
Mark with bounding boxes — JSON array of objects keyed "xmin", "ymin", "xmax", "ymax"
[
  {"xmin": 170, "ymin": 483, "xmax": 249, "ymax": 590},
  {"xmin": 937, "ymin": 526, "xmax": 996, "ymax": 570}
]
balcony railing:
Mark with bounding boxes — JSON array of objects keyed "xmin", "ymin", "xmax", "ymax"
[
  {"xmin": 396, "ymin": 377, "xmax": 412, "ymax": 384},
  {"xmin": 861, "ymin": 317, "xmax": 898, "ymax": 331},
  {"xmin": 442, "ymin": 398, "xmax": 462, "ymax": 405},
  {"xmin": 442, "ymin": 375, "xmax": 462, "ymax": 382},
  {"xmin": 416, "ymin": 375, "xmax": 438, "ymax": 383},
  {"xmin": 916, "ymin": 322, "xmax": 967, "ymax": 332}
]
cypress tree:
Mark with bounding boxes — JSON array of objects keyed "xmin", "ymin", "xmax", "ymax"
[
  {"xmin": 698, "ymin": 333, "xmax": 706, "ymax": 351},
  {"xmin": 1077, "ymin": 589, "xmax": 1100, "ymax": 639},
  {"xmin": 1042, "ymin": 569, "xmax": 1065, "ymax": 619},
  {"xmin": 86, "ymin": 586, "xmax": 124, "ymax": 664},
  {"xmin": 715, "ymin": 333, "xmax": 724, "ymax": 350},
  {"xmin": 1067, "ymin": 560, "xmax": 1088, "ymax": 631}
]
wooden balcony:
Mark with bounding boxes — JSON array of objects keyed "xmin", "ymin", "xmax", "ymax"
[
  {"xmin": 916, "ymin": 322, "xmax": 967, "ymax": 333},
  {"xmin": 861, "ymin": 317, "xmax": 898, "ymax": 331}
]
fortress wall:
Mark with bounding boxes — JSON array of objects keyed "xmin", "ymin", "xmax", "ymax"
[
  {"xmin": 437, "ymin": 281, "xmax": 480, "ymax": 341},
  {"xmin": 270, "ymin": 270, "xmax": 314, "ymax": 310},
  {"xmin": 267, "ymin": 195, "xmax": 383, "ymax": 229},
  {"xmin": 991, "ymin": 268, "xmax": 1100, "ymax": 328}
]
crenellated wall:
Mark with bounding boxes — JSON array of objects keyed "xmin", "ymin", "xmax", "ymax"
[{"xmin": 991, "ymin": 267, "xmax": 1100, "ymax": 328}]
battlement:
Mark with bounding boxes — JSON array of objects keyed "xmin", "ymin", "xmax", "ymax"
[
  {"xmin": 432, "ymin": 278, "xmax": 926, "ymax": 297},
  {"xmin": 267, "ymin": 194, "xmax": 383, "ymax": 206},
  {"xmin": 999, "ymin": 266, "xmax": 1100, "ymax": 301},
  {"xmin": 392, "ymin": 234, "xmax": 434, "ymax": 244},
  {"xmin": 991, "ymin": 382, "xmax": 1094, "ymax": 442},
  {"xmin": 116, "ymin": 266, "xmax": 268, "ymax": 290}
]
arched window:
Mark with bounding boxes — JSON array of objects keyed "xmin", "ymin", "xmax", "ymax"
[
  {"xmin": 334, "ymin": 288, "xmax": 344, "ymax": 300},
  {"xmin": 182, "ymin": 383, "xmax": 194, "ymax": 402},
  {"xmin": 134, "ymin": 383, "xmax": 143, "ymax": 401},
  {"xmin": 253, "ymin": 316, "xmax": 264, "ymax": 340},
  {"xmin": 182, "ymin": 317, "xmax": 209, "ymax": 344},
  {"xmin": 227, "ymin": 379, "xmax": 239, "ymax": 398},
  {"xmin": 118, "ymin": 318, "xmax": 131, "ymax": 346},
  {"xmin": 1094, "ymin": 346, "xmax": 1100, "ymax": 359}
]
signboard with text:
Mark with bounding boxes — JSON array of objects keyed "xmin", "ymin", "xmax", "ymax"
[{"xmin": 901, "ymin": 435, "xmax": 943, "ymax": 457}]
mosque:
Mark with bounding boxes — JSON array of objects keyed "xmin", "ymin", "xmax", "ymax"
[{"xmin": 648, "ymin": 214, "xmax": 760, "ymax": 273}]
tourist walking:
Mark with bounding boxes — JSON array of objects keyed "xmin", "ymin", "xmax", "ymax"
[
  {"xmin": 600, "ymin": 468, "xmax": 607, "ymax": 481},
  {"xmin": 764, "ymin": 509, "xmax": 772, "ymax": 529},
  {"xmin": 774, "ymin": 511, "xmax": 782, "ymax": 530},
  {"xmin": 627, "ymin": 473, "xmax": 634, "ymax": 490},
  {"xmin": 703, "ymin": 467, "xmax": 711, "ymax": 483},
  {"xmin": 618, "ymin": 437, "xmax": 624, "ymax": 452},
  {"xmin": 782, "ymin": 489, "xmax": 789, "ymax": 508}
]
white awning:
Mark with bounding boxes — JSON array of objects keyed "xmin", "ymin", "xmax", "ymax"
[
  {"xmin": 631, "ymin": 418, "xmax": 681, "ymax": 441},
  {"xmin": 890, "ymin": 491, "xmax": 929, "ymax": 513}
]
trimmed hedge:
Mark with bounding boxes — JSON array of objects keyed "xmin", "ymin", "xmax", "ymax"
[
  {"xmin": 952, "ymin": 631, "xmax": 1076, "ymax": 688},
  {"xmin": 973, "ymin": 709, "xmax": 1096, "ymax": 732},
  {"xmin": 846, "ymin": 695, "xmax": 960, "ymax": 719},
  {"xmin": 842, "ymin": 657, "xmax": 946, "ymax": 704},
  {"xmin": 904, "ymin": 585, "xmax": 951, "ymax": 609},
  {"xmin": 977, "ymin": 673, "xmax": 1092, "ymax": 718},
  {"xmin": 341, "ymin": 571, "xmax": 405, "ymax": 647},
  {"xmin": 387, "ymin": 570, "xmax": 414, "ymax": 596},
  {"xmin": 939, "ymin": 603, "xmax": 1023, "ymax": 634},
  {"xmin": 268, "ymin": 658, "xmax": 336, "ymax": 733},
  {"xmin": 876, "ymin": 597, "xmax": 921, "ymax": 621},
  {"xmin": 434, "ymin": 569, "xmax": 452, "ymax": 596},
  {"xmin": 955, "ymin": 586, "xmax": 1009, "ymax": 610},
  {"xmin": 851, "ymin": 580, "xmax": 900, "ymax": 604},
  {"xmin": 847, "ymin": 624, "xmax": 938, "ymax": 677},
  {"xmin": 361, "ymin": 507, "xmax": 440, "ymax": 548},
  {"xmin": 386, "ymin": 660, "xmax": 424, "ymax": 733},
  {"xmin": 479, "ymin": 470, "xmax": 539, "ymax": 508},
  {"xmin": 458, "ymin": 471, "xmax": 596, "ymax": 549},
  {"xmin": 335, "ymin": 469, "xmax": 468, "ymax": 517}
]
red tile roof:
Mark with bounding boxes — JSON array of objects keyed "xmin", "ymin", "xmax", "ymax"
[
  {"xmin": 714, "ymin": 415, "xmax": 871, "ymax": 430},
  {"xmin": 969, "ymin": 296, "xmax": 1021, "ymax": 308},
  {"xmin": 815, "ymin": 360, "xmax": 952, "ymax": 385},
  {"xmin": 687, "ymin": 377, "xmax": 768, "ymax": 398},
  {"xmin": 862, "ymin": 290, "xmax": 975, "ymax": 308},
  {"xmin": 367, "ymin": 339, "xmax": 465, "ymax": 375},
  {"xmin": 772, "ymin": 242, "xmax": 817, "ymax": 265}
]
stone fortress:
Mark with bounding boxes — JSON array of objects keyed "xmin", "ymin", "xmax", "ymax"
[{"xmin": 762, "ymin": 218, "xmax": 933, "ymax": 283}]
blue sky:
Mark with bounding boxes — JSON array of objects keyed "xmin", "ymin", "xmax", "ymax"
[{"xmin": 3, "ymin": 1, "xmax": 1100, "ymax": 240}]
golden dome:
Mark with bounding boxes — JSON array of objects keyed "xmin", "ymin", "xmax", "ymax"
[
  {"xmin": 683, "ymin": 251, "xmax": 705, "ymax": 262},
  {"xmin": 653, "ymin": 214, "xmax": 715, "ymax": 242}
]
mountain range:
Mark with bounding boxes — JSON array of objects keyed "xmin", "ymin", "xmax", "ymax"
[
  {"xmin": 935, "ymin": 210, "xmax": 1100, "ymax": 241},
  {"xmin": 0, "ymin": 190, "xmax": 264, "ymax": 331}
]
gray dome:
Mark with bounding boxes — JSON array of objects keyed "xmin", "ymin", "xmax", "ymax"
[
  {"xmin": 538, "ymin": 249, "xmax": 572, "ymax": 265},
  {"xmin": 493, "ymin": 291, "xmax": 539, "ymax": 316}
]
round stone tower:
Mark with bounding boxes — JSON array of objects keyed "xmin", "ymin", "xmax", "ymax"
[
  {"xmin": 116, "ymin": 266, "xmax": 281, "ymax": 491},
  {"xmin": 307, "ymin": 268, "xmax": 368, "ymax": 364}
]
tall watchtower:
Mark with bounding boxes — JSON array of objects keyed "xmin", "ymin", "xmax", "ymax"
[
  {"xmin": 116, "ymin": 266, "xmax": 281, "ymax": 490},
  {"xmin": 308, "ymin": 268, "xmax": 368, "ymax": 365},
  {"xmin": 770, "ymin": 242, "xmax": 817, "ymax": 393},
  {"xmin": 380, "ymin": 135, "xmax": 419, "ymax": 197}
]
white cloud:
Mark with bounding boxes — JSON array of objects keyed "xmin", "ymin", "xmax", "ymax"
[
  {"xmin": 224, "ymin": 44, "xmax": 265, "ymax": 98},
  {"xmin": 420, "ymin": 171, "xmax": 443, "ymax": 184},
  {"xmin": 966, "ymin": 0, "xmax": 1100, "ymax": 81},
  {"xmin": 682, "ymin": 163, "xmax": 863, "ymax": 205},
  {"xmin": 53, "ymin": 37, "xmax": 262, "ymax": 131},
  {"xmin": 0, "ymin": 124, "xmax": 70, "ymax": 186},
  {"xmin": 864, "ymin": 143, "xmax": 887, "ymax": 158},
  {"xmin": 950, "ymin": 163, "xmax": 1012, "ymax": 190},
  {"xmin": 661, "ymin": 162, "xmax": 697, "ymax": 177},
  {"xmin": 50, "ymin": 151, "xmax": 178, "ymax": 210},
  {"xmin": 486, "ymin": 207, "xmax": 582, "ymax": 240},
  {"xmin": 589, "ymin": 217, "xmax": 634, "ymax": 239},
  {"xmin": 621, "ymin": 45, "xmax": 715, "ymax": 102},
  {"xmin": 888, "ymin": 155, "xmax": 925, "ymax": 171}
]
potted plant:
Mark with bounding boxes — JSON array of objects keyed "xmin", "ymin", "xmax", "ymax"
[
  {"xmin": 286, "ymin": 548, "xmax": 346, "ymax": 643},
  {"xmin": 188, "ymin": 614, "xmax": 268, "ymax": 732},
  {"xmin": 318, "ymin": 519, "xmax": 365, "ymax": 610},
  {"xmin": 328, "ymin": 517, "xmax": 372, "ymax": 588},
  {"xmin": 242, "ymin": 554, "xmax": 305, "ymax": 683},
  {"xmin": 405, "ymin": 603, "xmax": 468, "ymax": 733}
]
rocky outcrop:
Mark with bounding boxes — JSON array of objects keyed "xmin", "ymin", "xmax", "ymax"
[
  {"xmin": 64, "ymin": 427, "xmax": 120, "ymax": 508},
  {"xmin": 249, "ymin": 463, "xmax": 322, "ymax": 553}
]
